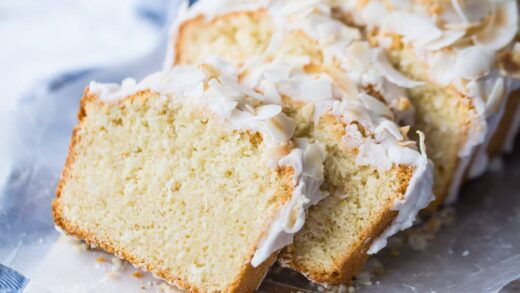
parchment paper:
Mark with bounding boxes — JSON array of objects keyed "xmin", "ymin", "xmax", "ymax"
[{"xmin": 1, "ymin": 12, "xmax": 520, "ymax": 293}]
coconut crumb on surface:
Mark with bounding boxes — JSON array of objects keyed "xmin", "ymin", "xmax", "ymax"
[
  {"xmin": 315, "ymin": 284, "xmax": 356, "ymax": 293},
  {"xmin": 133, "ymin": 271, "xmax": 144, "ymax": 278}
]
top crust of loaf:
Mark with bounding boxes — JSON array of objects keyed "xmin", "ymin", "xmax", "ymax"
[{"xmin": 53, "ymin": 88, "xmax": 296, "ymax": 292}]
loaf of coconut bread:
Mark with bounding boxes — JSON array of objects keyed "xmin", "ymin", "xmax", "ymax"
[{"xmin": 52, "ymin": 0, "xmax": 520, "ymax": 291}]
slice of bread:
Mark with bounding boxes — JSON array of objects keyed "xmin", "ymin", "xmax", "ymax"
[
  {"xmin": 338, "ymin": 0, "xmax": 520, "ymax": 208},
  {"xmin": 52, "ymin": 66, "xmax": 328, "ymax": 292},
  {"xmin": 168, "ymin": 0, "xmax": 434, "ymax": 284}
]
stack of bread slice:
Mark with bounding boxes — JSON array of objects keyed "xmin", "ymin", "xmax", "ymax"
[
  {"xmin": 54, "ymin": 0, "xmax": 520, "ymax": 291},
  {"xmin": 52, "ymin": 65, "xmax": 330, "ymax": 292},
  {"xmin": 167, "ymin": 0, "xmax": 434, "ymax": 284},
  {"xmin": 337, "ymin": 0, "xmax": 520, "ymax": 207}
]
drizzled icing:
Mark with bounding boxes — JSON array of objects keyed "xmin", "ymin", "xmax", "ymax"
[
  {"xmin": 339, "ymin": 0, "xmax": 520, "ymax": 201},
  {"xmin": 171, "ymin": 0, "xmax": 435, "ymax": 255},
  {"xmin": 88, "ymin": 64, "xmax": 327, "ymax": 267}
]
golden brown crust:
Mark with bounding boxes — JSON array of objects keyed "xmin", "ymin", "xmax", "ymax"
[
  {"xmin": 52, "ymin": 88, "xmax": 293, "ymax": 293},
  {"xmin": 175, "ymin": 14, "xmax": 204, "ymax": 65},
  {"xmin": 175, "ymin": 10, "xmax": 267, "ymax": 66},
  {"xmin": 278, "ymin": 165, "xmax": 414, "ymax": 285}
]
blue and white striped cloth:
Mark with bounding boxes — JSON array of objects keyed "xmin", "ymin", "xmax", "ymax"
[{"xmin": 0, "ymin": 264, "xmax": 28, "ymax": 293}]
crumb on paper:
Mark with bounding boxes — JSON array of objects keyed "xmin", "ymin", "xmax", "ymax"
[
  {"xmin": 103, "ymin": 256, "xmax": 127, "ymax": 279},
  {"xmin": 111, "ymin": 256, "xmax": 124, "ymax": 272},
  {"xmin": 316, "ymin": 284, "xmax": 356, "ymax": 293},
  {"xmin": 133, "ymin": 271, "xmax": 143, "ymax": 278},
  {"xmin": 153, "ymin": 281, "xmax": 182, "ymax": 293},
  {"xmin": 96, "ymin": 256, "xmax": 106, "ymax": 263}
]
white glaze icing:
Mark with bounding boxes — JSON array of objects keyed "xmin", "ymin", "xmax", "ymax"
[
  {"xmin": 368, "ymin": 132, "xmax": 434, "ymax": 254},
  {"xmin": 88, "ymin": 64, "xmax": 327, "ymax": 267},
  {"xmin": 251, "ymin": 140, "xmax": 327, "ymax": 266}
]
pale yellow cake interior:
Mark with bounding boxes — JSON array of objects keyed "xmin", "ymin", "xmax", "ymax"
[
  {"xmin": 176, "ymin": 12, "xmax": 323, "ymax": 66},
  {"xmin": 55, "ymin": 91, "xmax": 293, "ymax": 292}
]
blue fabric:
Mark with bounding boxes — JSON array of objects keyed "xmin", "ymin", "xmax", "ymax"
[{"xmin": 0, "ymin": 264, "xmax": 28, "ymax": 293}]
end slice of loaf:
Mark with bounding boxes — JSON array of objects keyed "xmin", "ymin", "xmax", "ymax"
[{"xmin": 52, "ymin": 87, "xmax": 297, "ymax": 292}]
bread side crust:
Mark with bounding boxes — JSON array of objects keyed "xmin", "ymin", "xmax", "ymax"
[
  {"xmin": 278, "ymin": 165, "xmax": 413, "ymax": 285},
  {"xmin": 52, "ymin": 89, "xmax": 294, "ymax": 293},
  {"xmin": 175, "ymin": 10, "xmax": 267, "ymax": 66}
]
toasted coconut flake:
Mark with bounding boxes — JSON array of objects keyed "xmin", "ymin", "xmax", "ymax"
[
  {"xmin": 343, "ymin": 123, "xmax": 365, "ymax": 150},
  {"xmin": 454, "ymin": 46, "xmax": 494, "ymax": 79},
  {"xmin": 473, "ymin": 1, "xmax": 519, "ymax": 50},
  {"xmin": 375, "ymin": 120, "xmax": 404, "ymax": 141},
  {"xmin": 323, "ymin": 65, "xmax": 359, "ymax": 98},
  {"xmin": 263, "ymin": 143, "xmax": 291, "ymax": 167},
  {"xmin": 253, "ymin": 104, "xmax": 283, "ymax": 120},
  {"xmin": 298, "ymin": 75, "xmax": 334, "ymax": 102},
  {"xmin": 424, "ymin": 29, "xmax": 466, "ymax": 51},
  {"xmin": 382, "ymin": 11, "xmax": 443, "ymax": 46},
  {"xmin": 451, "ymin": 0, "xmax": 491, "ymax": 24},
  {"xmin": 373, "ymin": 49, "xmax": 425, "ymax": 88},
  {"xmin": 345, "ymin": 41, "xmax": 373, "ymax": 72},
  {"xmin": 302, "ymin": 143, "xmax": 326, "ymax": 181},
  {"xmin": 359, "ymin": 93, "xmax": 394, "ymax": 119},
  {"xmin": 299, "ymin": 103, "xmax": 315, "ymax": 123},
  {"xmin": 360, "ymin": 1, "xmax": 388, "ymax": 27},
  {"xmin": 261, "ymin": 112, "xmax": 296, "ymax": 144}
]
